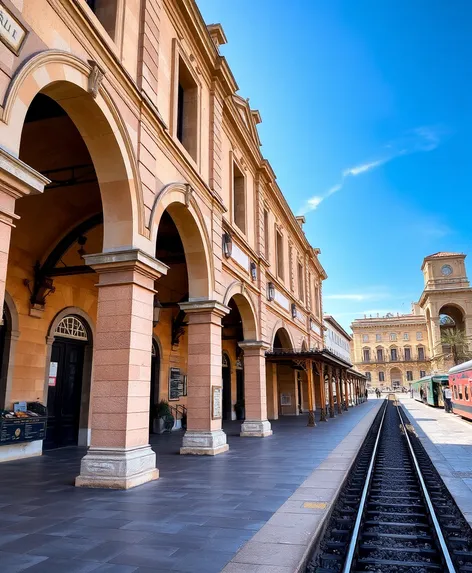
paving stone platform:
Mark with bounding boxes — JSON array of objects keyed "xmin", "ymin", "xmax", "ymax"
[
  {"xmin": 400, "ymin": 396, "xmax": 472, "ymax": 527},
  {"xmin": 0, "ymin": 401, "xmax": 379, "ymax": 573}
]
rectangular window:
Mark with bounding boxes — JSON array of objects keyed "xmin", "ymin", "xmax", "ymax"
[
  {"xmin": 404, "ymin": 348, "xmax": 411, "ymax": 361},
  {"xmin": 390, "ymin": 333, "xmax": 397, "ymax": 341},
  {"xmin": 363, "ymin": 349, "xmax": 370, "ymax": 362},
  {"xmin": 365, "ymin": 372, "xmax": 371, "ymax": 381},
  {"xmin": 416, "ymin": 332, "xmax": 423, "ymax": 340},
  {"xmin": 377, "ymin": 348, "xmax": 383, "ymax": 361},
  {"xmin": 263, "ymin": 209, "xmax": 269, "ymax": 259},
  {"xmin": 376, "ymin": 334, "xmax": 382, "ymax": 342},
  {"xmin": 418, "ymin": 347, "xmax": 425, "ymax": 361},
  {"xmin": 276, "ymin": 229, "xmax": 284, "ymax": 280},
  {"xmin": 403, "ymin": 333, "xmax": 409, "ymax": 340},
  {"xmin": 314, "ymin": 285, "xmax": 320, "ymax": 317},
  {"xmin": 233, "ymin": 162, "xmax": 246, "ymax": 233},
  {"xmin": 391, "ymin": 348, "xmax": 398, "ymax": 361},
  {"xmin": 298, "ymin": 262, "xmax": 304, "ymax": 301},
  {"xmin": 86, "ymin": 0, "xmax": 118, "ymax": 39},
  {"xmin": 406, "ymin": 371, "xmax": 413, "ymax": 381},
  {"xmin": 379, "ymin": 371, "xmax": 385, "ymax": 382},
  {"xmin": 420, "ymin": 370, "xmax": 426, "ymax": 378},
  {"xmin": 362, "ymin": 334, "xmax": 369, "ymax": 343},
  {"xmin": 176, "ymin": 57, "xmax": 198, "ymax": 161},
  {"xmin": 454, "ymin": 385, "xmax": 458, "ymax": 399},
  {"xmin": 459, "ymin": 385, "xmax": 463, "ymax": 400},
  {"xmin": 465, "ymin": 385, "xmax": 469, "ymax": 401}
]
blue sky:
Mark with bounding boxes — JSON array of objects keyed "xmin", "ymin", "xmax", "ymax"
[{"xmin": 197, "ymin": 0, "xmax": 472, "ymax": 331}]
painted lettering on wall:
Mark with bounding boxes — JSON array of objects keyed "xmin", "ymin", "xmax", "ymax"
[{"xmin": 0, "ymin": 3, "xmax": 27, "ymax": 55}]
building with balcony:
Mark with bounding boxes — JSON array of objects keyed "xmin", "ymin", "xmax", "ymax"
[
  {"xmin": 0, "ymin": 0, "xmax": 367, "ymax": 488},
  {"xmin": 351, "ymin": 252, "xmax": 472, "ymax": 390}
]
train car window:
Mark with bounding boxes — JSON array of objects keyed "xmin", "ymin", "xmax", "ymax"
[
  {"xmin": 454, "ymin": 385, "xmax": 458, "ymax": 399},
  {"xmin": 465, "ymin": 386, "xmax": 470, "ymax": 401},
  {"xmin": 458, "ymin": 385, "xmax": 463, "ymax": 400}
]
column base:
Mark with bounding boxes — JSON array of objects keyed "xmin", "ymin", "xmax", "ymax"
[
  {"xmin": 240, "ymin": 420, "xmax": 273, "ymax": 437},
  {"xmin": 180, "ymin": 430, "xmax": 229, "ymax": 455},
  {"xmin": 307, "ymin": 411, "xmax": 316, "ymax": 427},
  {"xmin": 75, "ymin": 445, "xmax": 158, "ymax": 490}
]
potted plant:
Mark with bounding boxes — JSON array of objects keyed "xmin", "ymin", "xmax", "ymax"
[
  {"xmin": 154, "ymin": 400, "xmax": 175, "ymax": 434},
  {"xmin": 234, "ymin": 399, "xmax": 245, "ymax": 420}
]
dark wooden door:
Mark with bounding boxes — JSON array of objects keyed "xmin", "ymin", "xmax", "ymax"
[
  {"xmin": 45, "ymin": 338, "xmax": 85, "ymax": 449},
  {"xmin": 149, "ymin": 342, "xmax": 160, "ymax": 433}
]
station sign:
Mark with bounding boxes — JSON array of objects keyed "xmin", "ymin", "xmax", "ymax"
[{"xmin": 0, "ymin": 3, "xmax": 27, "ymax": 55}]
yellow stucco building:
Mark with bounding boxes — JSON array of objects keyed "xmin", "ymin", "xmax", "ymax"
[{"xmin": 351, "ymin": 252, "xmax": 472, "ymax": 389}]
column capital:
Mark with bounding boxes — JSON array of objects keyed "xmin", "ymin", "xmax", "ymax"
[
  {"xmin": 179, "ymin": 300, "xmax": 230, "ymax": 318},
  {"xmin": 238, "ymin": 340, "xmax": 271, "ymax": 353},
  {"xmin": 84, "ymin": 249, "xmax": 168, "ymax": 281}
]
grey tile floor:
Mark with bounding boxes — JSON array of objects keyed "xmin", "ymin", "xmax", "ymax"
[{"xmin": 0, "ymin": 403, "xmax": 374, "ymax": 573}]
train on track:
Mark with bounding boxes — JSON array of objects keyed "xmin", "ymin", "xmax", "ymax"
[
  {"xmin": 448, "ymin": 359, "xmax": 472, "ymax": 420},
  {"xmin": 411, "ymin": 374, "xmax": 449, "ymax": 407}
]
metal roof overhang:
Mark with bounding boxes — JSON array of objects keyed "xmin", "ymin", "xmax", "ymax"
[{"xmin": 265, "ymin": 347, "xmax": 364, "ymax": 373}]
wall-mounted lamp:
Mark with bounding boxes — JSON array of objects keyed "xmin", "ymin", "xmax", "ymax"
[
  {"xmin": 77, "ymin": 235, "xmax": 87, "ymax": 259},
  {"xmin": 222, "ymin": 232, "xmax": 232, "ymax": 258},
  {"xmin": 153, "ymin": 296, "xmax": 163, "ymax": 327},
  {"xmin": 250, "ymin": 261, "xmax": 257, "ymax": 281},
  {"xmin": 291, "ymin": 303, "xmax": 297, "ymax": 319},
  {"xmin": 267, "ymin": 281, "xmax": 275, "ymax": 301}
]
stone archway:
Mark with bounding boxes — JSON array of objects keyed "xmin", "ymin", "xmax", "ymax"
[
  {"xmin": 150, "ymin": 183, "xmax": 213, "ymax": 300},
  {"xmin": 2, "ymin": 51, "xmax": 142, "ymax": 251},
  {"xmin": 390, "ymin": 367, "xmax": 402, "ymax": 390},
  {"xmin": 271, "ymin": 322, "xmax": 294, "ymax": 350}
]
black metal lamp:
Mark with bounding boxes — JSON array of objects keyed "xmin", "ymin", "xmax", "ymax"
[
  {"xmin": 153, "ymin": 296, "xmax": 162, "ymax": 327},
  {"xmin": 77, "ymin": 235, "xmax": 87, "ymax": 258},
  {"xmin": 222, "ymin": 232, "xmax": 232, "ymax": 258},
  {"xmin": 267, "ymin": 281, "xmax": 275, "ymax": 301},
  {"xmin": 250, "ymin": 261, "xmax": 257, "ymax": 281},
  {"xmin": 291, "ymin": 303, "xmax": 297, "ymax": 319}
]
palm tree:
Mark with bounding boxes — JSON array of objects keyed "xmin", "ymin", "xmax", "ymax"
[{"xmin": 437, "ymin": 328, "xmax": 472, "ymax": 366}]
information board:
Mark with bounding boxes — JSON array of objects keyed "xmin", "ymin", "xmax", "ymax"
[
  {"xmin": 212, "ymin": 386, "xmax": 222, "ymax": 419},
  {"xmin": 169, "ymin": 368, "xmax": 186, "ymax": 400},
  {"xmin": 0, "ymin": 418, "xmax": 46, "ymax": 444}
]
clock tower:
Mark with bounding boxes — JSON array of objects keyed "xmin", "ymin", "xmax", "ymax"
[{"xmin": 419, "ymin": 252, "xmax": 472, "ymax": 370}]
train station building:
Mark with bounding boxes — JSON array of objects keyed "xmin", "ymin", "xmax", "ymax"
[
  {"xmin": 351, "ymin": 252, "xmax": 472, "ymax": 389},
  {"xmin": 0, "ymin": 0, "xmax": 367, "ymax": 489}
]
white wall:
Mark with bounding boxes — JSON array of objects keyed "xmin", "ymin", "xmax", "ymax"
[{"xmin": 324, "ymin": 323, "xmax": 351, "ymax": 363}]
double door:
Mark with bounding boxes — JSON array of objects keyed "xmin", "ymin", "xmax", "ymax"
[{"xmin": 45, "ymin": 338, "xmax": 85, "ymax": 449}]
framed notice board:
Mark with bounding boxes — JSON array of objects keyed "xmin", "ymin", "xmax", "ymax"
[
  {"xmin": 169, "ymin": 368, "xmax": 187, "ymax": 400},
  {"xmin": 212, "ymin": 386, "xmax": 222, "ymax": 419}
]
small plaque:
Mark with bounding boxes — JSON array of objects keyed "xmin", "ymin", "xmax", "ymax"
[
  {"xmin": 212, "ymin": 386, "xmax": 222, "ymax": 420},
  {"xmin": 0, "ymin": 3, "xmax": 27, "ymax": 55},
  {"xmin": 48, "ymin": 377, "xmax": 56, "ymax": 387},
  {"xmin": 169, "ymin": 368, "xmax": 186, "ymax": 401},
  {"xmin": 281, "ymin": 393, "xmax": 291, "ymax": 406},
  {"xmin": 49, "ymin": 361, "xmax": 58, "ymax": 378}
]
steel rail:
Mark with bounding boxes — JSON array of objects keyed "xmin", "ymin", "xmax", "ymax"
[
  {"xmin": 341, "ymin": 400, "xmax": 388, "ymax": 573},
  {"xmin": 397, "ymin": 403, "xmax": 456, "ymax": 573}
]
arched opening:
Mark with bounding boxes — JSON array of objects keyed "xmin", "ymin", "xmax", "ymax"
[
  {"xmin": 439, "ymin": 304, "xmax": 467, "ymax": 363},
  {"xmin": 222, "ymin": 298, "xmax": 245, "ymax": 421},
  {"xmin": 390, "ymin": 367, "xmax": 402, "ymax": 391},
  {"xmin": 0, "ymin": 295, "xmax": 18, "ymax": 409},
  {"xmin": 273, "ymin": 328, "xmax": 292, "ymax": 351},
  {"xmin": 272, "ymin": 327, "xmax": 297, "ymax": 416},
  {"xmin": 222, "ymin": 352, "xmax": 232, "ymax": 421},
  {"xmin": 149, "ymin": 339, "xmax": 161, "ymax": 434},
  {"xmin": 46, "ymin": 315, "xmax": 91, "ymax": 449}
]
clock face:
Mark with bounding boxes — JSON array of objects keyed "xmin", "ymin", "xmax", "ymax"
[{"xmin": 441, "ymin": 264, "xmax": 453, "ymax": 276}]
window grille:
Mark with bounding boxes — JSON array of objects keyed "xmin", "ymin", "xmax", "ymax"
[{"xmin": 55, "ymin": 316, "xmax": 88, "ymax": 341}]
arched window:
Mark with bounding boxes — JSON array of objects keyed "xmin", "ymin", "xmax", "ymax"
[{"xmin": 55, "ymin": 316, "xmax": 88, "ymax": 341}]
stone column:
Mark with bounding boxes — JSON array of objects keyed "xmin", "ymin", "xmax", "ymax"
[
  {"xmin": 76, "ymin": 249, "xmax": 168, "ymax": 489},
  {"xmin": 239, "ymin": 341, "xmax": 272, "ymax": 437},
  {"xmin": 335, "ymin": 368, "xmax": 342, "ymax": 415},
  {"xmin": 306, "ymin": 359, "xmax": 316, "ymax": 427},
  {"xmin": 0, "ymin": 149, "xmax": 49, "ymax": 319},
  {"xmin": 179, "ymin": 301, "xmax": 230, "ymax": 454},
  {"xmin": 266, "ymin": 362, "xmax": 279, "ymax": 420},
  {"xmin": 343, "ymin": 371, "xmax": 349, "ymax": 410},
  {"xmin": 327, "ymin": 365, "xmax": 335, "ymax": 417}
]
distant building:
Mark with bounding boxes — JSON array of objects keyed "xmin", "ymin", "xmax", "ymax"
[
  {"xmin": 324, "ymin": 315, "xmax": 352, "ymax": 364},
  {"xmin": 351, "ymin": 253, "xmax": 472, "ymax": 390}
]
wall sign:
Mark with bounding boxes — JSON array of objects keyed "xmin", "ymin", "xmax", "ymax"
[
  {"xmin": 212, "ymin": 386, "xmax": 222, "ymax": 419},
  {"xmin": 280, "ymin": 393, "xmax": 291, "ymax": 406},
  {"xmin": 169, "ymin": 368, "xmax": 186, "ymax": 401},
  {"xmin": 0, "ymin": 3, "xmax": 27, "ymax": 55}
]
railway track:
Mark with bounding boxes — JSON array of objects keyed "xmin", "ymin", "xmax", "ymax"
[{"xmin": 307, "ymin": 400, "xmax": 472, "ymax": 573}]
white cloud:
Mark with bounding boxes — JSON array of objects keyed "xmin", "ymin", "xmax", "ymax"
[
  {"xmin": 299, "ymin": 125, "xmax": 445, "ymax": 216},
  {"xmin": 342, "ymin": 159, "xmax": 387, "ymax": 177}
]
